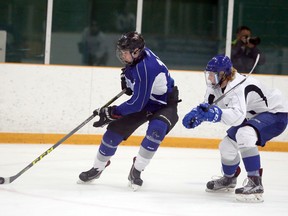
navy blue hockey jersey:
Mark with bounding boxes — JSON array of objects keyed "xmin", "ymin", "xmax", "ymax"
[{"xmin": 115, "ymin": 48, "xmax": 175, "ymax": 116}]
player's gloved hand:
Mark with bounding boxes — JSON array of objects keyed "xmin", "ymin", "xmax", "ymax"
[
  {"xmin": 121, "ymin": 70, "xmax": 133, "ymax": 96},
  {"xmin": 93, "ymin": 106, "xmax": 121, "ymax": 127},
  {"xmin": 182, "ymin": 107, "xmax": 203, "ymax": 129},
  {"xmin": 198, "ymin": 103, "xmax": 222, "ymax": 123}
]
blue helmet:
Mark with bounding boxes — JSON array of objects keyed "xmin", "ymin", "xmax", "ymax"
[
  {"xmin": 205, "ymin": 55, "xmax": 233, "ymax": 88},
  {"xmin": 205, "ymin": 54, "xmax": 232, "ymax": 76}
]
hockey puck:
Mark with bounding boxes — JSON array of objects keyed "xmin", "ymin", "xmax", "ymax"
[{"xmin": 0, "ymin": 177, "xmax": 5, "ymax": 184}]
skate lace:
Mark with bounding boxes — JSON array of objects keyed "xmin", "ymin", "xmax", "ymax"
[
  {"xmin": 210, "ymin": 175, "xmax": 224, "ymax": 180},
  {"xmin": 241, "ymin": 177, "xmax": 256, "ymax": 188},
  {"xmin": 210, "ymin": 175, "xmax": 229, "ymax": 185},
  {"xmin": 209, "ymin": 168, "xmax": 233, "ymax": 183}
]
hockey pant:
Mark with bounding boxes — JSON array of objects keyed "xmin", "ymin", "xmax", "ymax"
[{"xmin": 221, "ymin": 112, "xmax": 287, "ymax": 176}]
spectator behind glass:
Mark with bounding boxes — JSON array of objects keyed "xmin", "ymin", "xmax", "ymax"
[
  {"xmin": 78, "ymin": 20, "xmax": 108, "ymax": 66},
  {"xmin": 231, "ymin": 26, "xmax": 266, "ymax": 73}
]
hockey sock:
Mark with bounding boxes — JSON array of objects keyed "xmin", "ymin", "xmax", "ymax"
[
  {"xmin": 222, "ymin": 163, "xmax": 240, "ymax": 177},
  {"xmin": 141, "ymin": 119, "xmax": 167, "ymax": 152},
  {"xmin": 241, "ymin": 147, "xmax": 261, "ymax": 173},
  {"xmin": 134, "ymin": 152, "xmax": 151, "ymax": 171},
  {"xmin": 98, "ymin": 130, "xmax": 123, "ymax": 156},
  {"xmin": 93, "ymin": 130, "xmax": 123, "ymax": 169}
]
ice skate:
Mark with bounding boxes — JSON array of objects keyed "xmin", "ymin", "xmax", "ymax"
[
  {"xmin": 128, "ymin": 157, "xmax": 143, "ymax": 191},
  {"xmin": 77, "ymin": 160, "xmax": 111, "ymax": 184},
  {"xmin": 235, "ymin": 169, "xmax": 264, "ymax": 203},
  {"xmin": 206, "ymin": 166, "xmax": 241, "ymax": 192}
]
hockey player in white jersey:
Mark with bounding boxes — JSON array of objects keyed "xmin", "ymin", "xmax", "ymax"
[{"xmin": 182, "ymin": 54, "xmax": 288, "ymax": 202}]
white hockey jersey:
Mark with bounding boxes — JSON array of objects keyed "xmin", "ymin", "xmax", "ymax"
[{"xmin": 204, "ymin": 73, "xmax": 288, "ymax": 126}]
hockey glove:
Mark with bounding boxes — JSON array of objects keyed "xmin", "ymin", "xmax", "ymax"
[
  {"xmin": 182, "ymin": 107, "xmax": 203, "ymax": 129},
  {"xmin": 121, "ymin": 70, "xmax": 133, "ymax": 96},
  {"xmin": 198, "ymin": 103, "xmax": 222, "ymax": 123},
  {"xmin": 93, "ymin": 106, "xmax": 122, "ymax": 127}
]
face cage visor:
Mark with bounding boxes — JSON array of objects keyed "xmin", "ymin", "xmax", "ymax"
[
  {"xmin": 116, "ymin": 48, "xmax": 133, "ymax": 65},
  {"xmin": 204, "ymin": 70, "xmax": 223, "ymax": 89}
]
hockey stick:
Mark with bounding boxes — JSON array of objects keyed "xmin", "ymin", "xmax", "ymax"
[{"xmin": 0, "ymin": 89, "xmax": 126, "ymax": 184}]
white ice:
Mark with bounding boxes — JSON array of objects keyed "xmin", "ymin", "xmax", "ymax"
[{"xmin": 0, "ymin": 144, "xmax": 288, "ymax": 216}]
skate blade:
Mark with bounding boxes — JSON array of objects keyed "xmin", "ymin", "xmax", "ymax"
[
  {"xmin": 205, "ymin": 187, "xmax": 235, "ymax": 193},
  {"xmin": 236, "ymin": 193, "xmax": 264, "ymax": 203},
  {"xmin": 128, "ymin": 181, "xmax": 141, "ymax": 191},
  {"xmin": 76, "ymin": 179, "xmax": 96, "ymax": 184}
]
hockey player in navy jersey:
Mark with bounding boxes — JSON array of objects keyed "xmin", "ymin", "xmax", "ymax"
[
  {"xmin": 182, "ymin": 54, "xmax": 288, "ymax": 202},
  {"xmin": 78, "ymin": 31, "xmax": 179, "ymax": 191}
]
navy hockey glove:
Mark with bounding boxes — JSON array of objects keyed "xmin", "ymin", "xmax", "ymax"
[
  {"xmin": 182, "ymin": 107, "xmax": 203, "ymax": 129},
  {"xmin": 121, "ymin": 70, "xmax": 133, "ymax": 96},
  {"xmin": 198, "ymin": 103, "xmax": 222, "ymax": 123},
  {"xmin": 93, "ymin": 106, "xmax": 121, "ymax": 127}
]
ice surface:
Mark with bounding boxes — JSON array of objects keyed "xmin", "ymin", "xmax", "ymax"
[{"xmin": 0, "ymin": 144, "xmax": 287, "ymax": 216}]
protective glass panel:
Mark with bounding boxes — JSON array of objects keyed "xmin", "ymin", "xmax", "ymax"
[
  {"xmin": 50, "ymin": 0, "xmax": 137, "ymax": 67},
  {"xmin": 232, "ymin": 0, "xmax": 288, "ymax": 75},
  {"xmin": 0, "ymin": 0, "xmax": 47, "ymax": 64},
  {"xmin": 1, "ymin": 0, "xmax": 287, "ymax": 75},
  {"xmin": 141, "ymin": 0, "xmax": 227, "ymax": 71}
]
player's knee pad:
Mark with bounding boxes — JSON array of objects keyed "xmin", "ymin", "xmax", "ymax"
[
  {"xmin": 235, "ymin": 126, "xmax": 257, "ymax": 149},
  {"xmin": 141, "ymin": 119, "xmax": 168, "ymax": 152},
  {"xmin": 99, "ymin": 130, "xmax": 123, "ymax": 156},
  {"xmin": 219, "ymin": 136, "xmax": 239, "ymax": 162}
]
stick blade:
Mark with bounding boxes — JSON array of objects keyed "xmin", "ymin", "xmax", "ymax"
[{"xmin": 0, "ymin": 177, "xmax": 12, "ymax": 185}]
